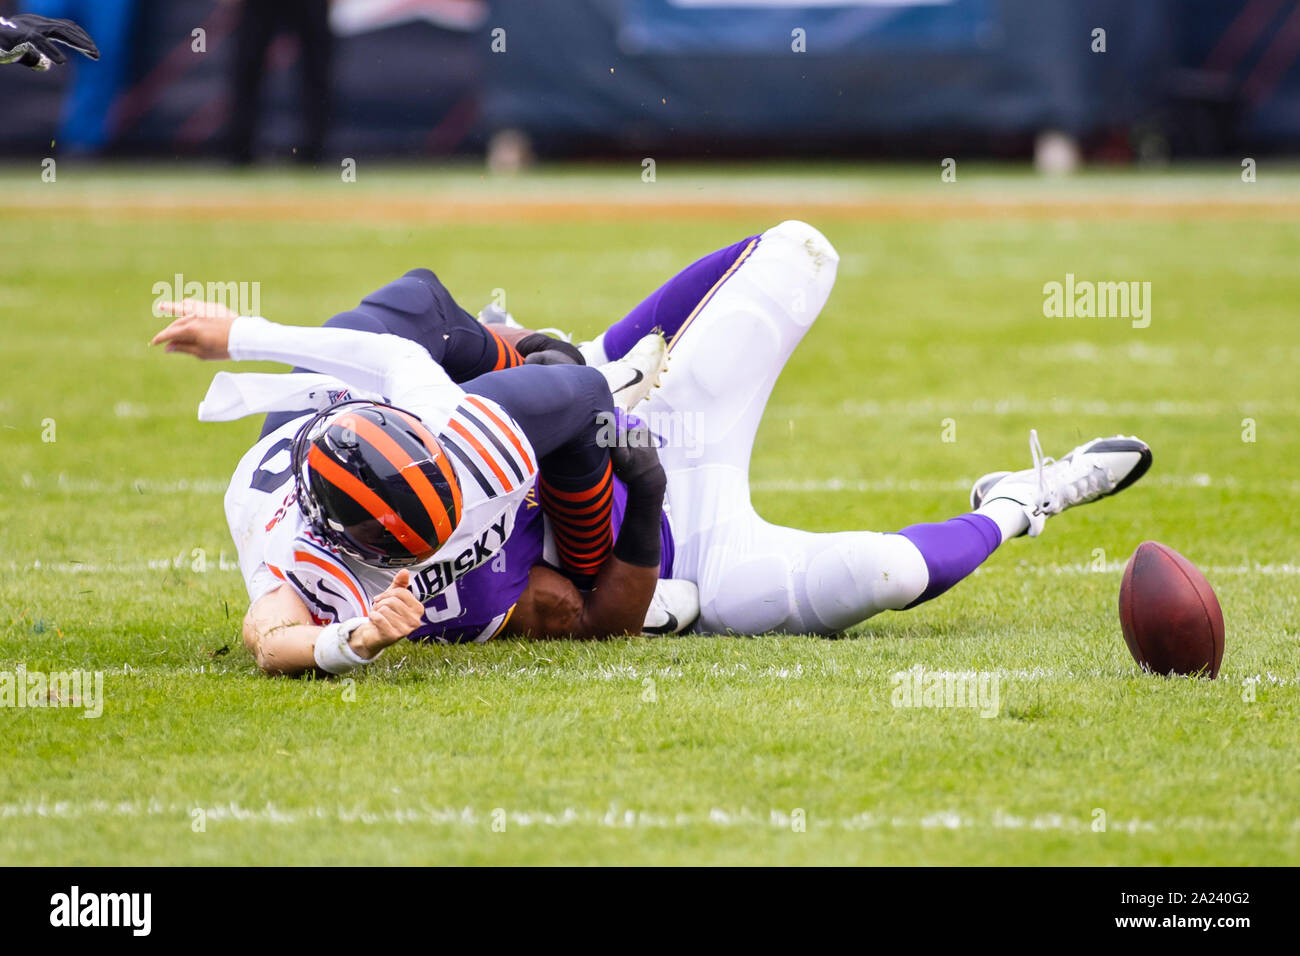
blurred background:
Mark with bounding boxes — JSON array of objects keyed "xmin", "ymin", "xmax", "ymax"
[{"xmin": 2, "ymin": 0, "xmax": 1300, "ymax": 168}]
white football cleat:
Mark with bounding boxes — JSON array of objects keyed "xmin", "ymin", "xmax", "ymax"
[
  {"xmin": 643, "ymin": 578, "xmax": 700, "ymax": 636},
  {"xmin": 577, "ymin": 332, "xmax": 609, "ymax": 367},
  {"xmin": 970, "ymin": 429, "xmax": 1152, "ymax": 537},
  {"xmin": 597, "ymin": 332, "xmax": 667, "ymax": 411}
]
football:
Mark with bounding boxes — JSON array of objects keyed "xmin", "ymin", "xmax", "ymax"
[{"xmin": 1118, "ymin": 541, "xmax": 1225, "ymax": 678}]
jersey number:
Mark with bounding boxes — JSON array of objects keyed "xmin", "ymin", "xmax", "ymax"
[
  {"xmin": 250, "ymin": 437, "xmax": 295, "ymax": 493},
  {"xmin": 422, "ymin": 587, "xmax": 463, "ymax": 625}
]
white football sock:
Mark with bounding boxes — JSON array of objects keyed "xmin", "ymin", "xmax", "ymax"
[
  {"xmin": 976, "ymin": 497, "xmax": 1031, "ymax": 543},
  {"xmin": 577, "ymin": 332, "xmax": 609, "ymax": 367}
]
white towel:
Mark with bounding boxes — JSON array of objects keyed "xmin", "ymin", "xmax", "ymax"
[{"xmin": 198, "ymin": 371, "xmax": 383, "ymax": 422}]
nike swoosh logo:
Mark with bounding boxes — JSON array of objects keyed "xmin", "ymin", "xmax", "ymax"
[
  {"xmin": 643, "ymin": 611, "xmax": 677, "ymax": 636},
  {"xmin": 611, "ymin": 368, "xmax": 643, "ymax": 393}
]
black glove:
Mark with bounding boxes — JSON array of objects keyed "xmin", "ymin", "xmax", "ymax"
[
  {"xmin": 0, "ymin": 14, "xmax": 99, "ymax": 71},
  {"xmin": 610, "ymin": 422, "xmax": 666, "ymax": 569},
  {"xmin": 517, "ymin": 331, "xmax": 586, "ymax": 367}
]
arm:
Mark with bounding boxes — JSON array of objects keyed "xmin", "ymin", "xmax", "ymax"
[
  {"xmin": 505, "ymin": 423, "xmax": 667, "ymax": 640},
  {"xmin": 242, "ymin": 571, "xmax": 425, "ymax": 677},
  {"xmin": 150, "ymin": 300, "xmax": 463, "ymax": 415},
  {"xmin": 505, "ymin": 556, "xmax": 659, "ymax": 641}
]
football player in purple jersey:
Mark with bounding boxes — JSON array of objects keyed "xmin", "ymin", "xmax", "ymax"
[{"xmin": 409, "ymin": 220, "xmax": 1153, "ymax": 644}]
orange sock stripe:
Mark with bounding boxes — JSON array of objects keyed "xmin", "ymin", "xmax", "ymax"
[
  {"xmin": 486, "ymin": 327, "xmax": 525, "ymax": 371},
  {"xmin": 539, "ymin": 478, "xmax": 614, "ymax": 514},
  {"xmin": 547, "ymin": 509, "xmax": 614, "ymax": 533},
  {"xmin": 538, "ymin": 461, "xmax": 612, "ymax": 503},
  {"xmin": 552, "ymin": 519, "xmax": 613, "ymax": 554},
  {"xmin": 539, "ymin": 492, "xmax": 615, "ymax": 522},
  {"xmin": 562, "ymin": 556, "xmax": 607, "ymax": 573},
  {"xmin": 552, "ymin": 523, "xmax": 613, "ymax": 551}
]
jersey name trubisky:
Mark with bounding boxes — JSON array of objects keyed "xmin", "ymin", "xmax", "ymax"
[{"xmin": 410, "ymin": 513, "xmax": 511, "ymax": 599}]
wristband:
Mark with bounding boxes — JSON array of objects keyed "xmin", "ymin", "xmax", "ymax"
[{"xmin": 313, "ymin": 617, "xmax": 378, "ymax": 675}]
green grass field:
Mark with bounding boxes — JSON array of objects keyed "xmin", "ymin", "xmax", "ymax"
[{"xmin": 1, "ymin": 163, "xmax": 1297, "ymax": 865}]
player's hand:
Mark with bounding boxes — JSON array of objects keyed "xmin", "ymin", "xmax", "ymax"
[
  {"xmin": 150, "ymin": 299, "xmax": 240, "ymax": 360},
  {"xmin": 0, "ymin": 14, "xmax": 99, "ymax": 72},
  {"xmin": 352, "ymin": 570, "xmax": 425, "ymax": 657},
  {"xmin": 610, "ymin": 421, "xmax": 665, "ymax": 493}
]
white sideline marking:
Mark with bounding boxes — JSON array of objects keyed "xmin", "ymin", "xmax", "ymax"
[{"xmin": 0, "ymin": 800, "xmax": 1288, "ymax": 835}]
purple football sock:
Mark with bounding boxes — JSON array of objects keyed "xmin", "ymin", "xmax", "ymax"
[
  {"xmin": 896, "ymin": 513, "xmax": 1002, "ymax": 608},
  {"xmin": 603, "ymin": 235, "xmax": 761, "ymax": 359}
]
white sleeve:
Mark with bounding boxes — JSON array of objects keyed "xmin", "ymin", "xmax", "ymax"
[{"xmin": 227, "ymin": 316, "xmax": 463, "ymax": 420}]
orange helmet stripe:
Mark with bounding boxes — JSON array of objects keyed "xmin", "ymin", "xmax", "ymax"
[
  {"xmin": 337, "ymin": 412, "xmax": 456, "ymax": 547},
  {"xmin": 389, "ymin": 408, "xmax": 462, "ymax": 525},
  {"xmin": 307, "ymin": 445, "xmax": 432, "ymax": 555}
]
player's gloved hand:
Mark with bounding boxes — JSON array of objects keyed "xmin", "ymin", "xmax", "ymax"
[
  {"xmin": 0, "ymin": 14, "xmax": 99, "ymax": 72},
  {"xmin": 517, "ymin": 331, "xmax": 586, "ymax": 367},
  {"xmin": 609, "ymin": 420, "xmax": 666, "ymax": 568},
  {"xmin": 610, "ymin": 422, "xmax": 665, "ymax": 494}
]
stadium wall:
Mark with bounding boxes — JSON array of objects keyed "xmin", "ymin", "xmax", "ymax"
[{"xmin": 0, "ymin": 0, "xmax": 1296, "ymax": 159}]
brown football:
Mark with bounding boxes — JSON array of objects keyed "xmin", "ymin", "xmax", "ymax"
[{"xmin": 1118, "ymin": 541, "xmax": 1225, "ymax": 678}]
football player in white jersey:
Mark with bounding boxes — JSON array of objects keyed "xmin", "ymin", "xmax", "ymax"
[{"xmin": 152, "ymin": 297, "xmax": 669, "ymax": 676}]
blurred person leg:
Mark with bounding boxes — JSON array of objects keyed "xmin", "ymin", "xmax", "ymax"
[
  {"xmin": 229, "ymin": 0, "xmax": 282, "ymax": 164},
  {"xmin": 293, "ymin": 0, "xmax": 331, "ymax": 164},
  {"xmin": 28, "ymin": 0, "xmax": 135, "ymax": 152}
]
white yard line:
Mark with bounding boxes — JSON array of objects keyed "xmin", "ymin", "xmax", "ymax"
[
  {"xmin": 11, "ymin": 557, "xmax": 1299, "ymax": 577},
  {"xmin": 0, "ymin": 799, "xmax": 1289, "ymax": 835},
  {"xmin": 16, "ymin": 475, "xmax": 229, "ymax": 495}
]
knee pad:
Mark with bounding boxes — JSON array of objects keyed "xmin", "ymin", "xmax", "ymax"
[
  {"xmin": 763, "ymin": 220, "xmax": 840, "ymax": 271},
  {"xmin": 700, "ymin": 549, "xmax": 795, "ymax": 635},
  {"xmin": 802, "ymin": 533, "xmax": 929, "ymax": 631}
]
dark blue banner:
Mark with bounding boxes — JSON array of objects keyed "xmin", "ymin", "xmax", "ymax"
[{"xmin": 620, "ymin": 0, "xmax": 993, "ymax": 54}]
